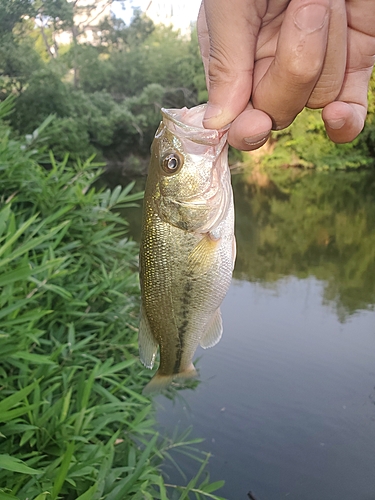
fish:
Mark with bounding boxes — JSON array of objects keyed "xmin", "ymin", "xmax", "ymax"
[{"xmin": 138, "ymin": 103, "xmax": 236, "ymax": 395}]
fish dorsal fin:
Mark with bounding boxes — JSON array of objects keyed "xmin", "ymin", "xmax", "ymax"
[
  {"xmin": 200, "ymin": 308, "xmax": 223, "ymax": 349},
  {"xmin": 139, "ymin": 306, "xmax": 158, "ymax": 369},
  {"xmin": 188, "ymin": 233, "xmax": 220, "ymax": 275}
]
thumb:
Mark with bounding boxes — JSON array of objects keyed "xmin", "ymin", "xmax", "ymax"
[{"xmin": 198, "ymin": 0, "xmax": 265, "ymax": 129}]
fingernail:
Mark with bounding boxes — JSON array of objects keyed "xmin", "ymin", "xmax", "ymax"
[
  {"xmin": 325, "ymin": 118, "xmax": 346, "ymax": 130},
  {"xmin": 243, "ymin": 132, "xmax": 270, "ymax": 147},
  {"xmin": 294, "ymin": 4, "xmax": 328, "ymax": 33},
  {"xmin": 203, "ymin": 104, "xmax": 223, "ymax": 124}
]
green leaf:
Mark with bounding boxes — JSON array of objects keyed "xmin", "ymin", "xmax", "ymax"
[
  {"xmin": 158, "ymin": 477, "xmax": 168, "ymax": 500},
  {"xmin": 109, "ymin": 185, "xmax": 122, "ymax": 208},
  {"xmin": 0, "ymin": 204, "xmax": 12, "ymax": 239},
  {"xmin": 0, "ymin": 213, "xmax": 39, "ymax": 260},
  {"xmin": 202, "ymin": 481, "xmax": 225, "ymax": 493},
  {"xmin": 0, "ymin": 380, "xmax": 38, "ymax": 414},
  {"xmin": 11, "ymin": 352, "xmax": 55, "ymax": 365},
  {"xmin": 96, "ymin": 358, "xmax": 137, "ymax": 378},
  {"xmin": 0, "ymin": 265, "xmax": 31, "ymax": 287},
  {"xmin": 75, "ymin": 484, "xmax": 97, "ymax": 500},
  {"xmin": 106, "ymin": 434, "xmax": 158, "ymax": 499},
  {"xmin": 51, "ymin": 442, "xmax": 75, "ymax": 500},
  {"xmin": 0, "ymin": 490, "xmax": 19, "ymax": 500},
  {"xmin": 34, "ymin": 494, "xmax": 50, "ymax": 500},
  {"xmin": 0, "ymin": 404, "xmax": 39, "ymax": 423},
  {"xmin": 0, "ymin": 455, "xmax": 40, "ymax": 475},
  {"xmin": 0, "ymin": 220, "xmax": 70, "ymax": 269}
]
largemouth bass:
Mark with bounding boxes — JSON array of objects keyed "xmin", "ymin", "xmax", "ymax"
[{"xmin": 139, "ymin": 104, "xmax": 236, "ymax": 394}]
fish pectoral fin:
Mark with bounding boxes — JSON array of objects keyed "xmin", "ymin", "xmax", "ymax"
[
  {"xmin": 188, "ymin": 233, "xmax": 220, "ymax": 275},
  {"xmin": 232, "ymin": 235, "xmax": 237, "ymax": 270},
  {"xmin": 200, "ymin": 308, "xmax": 223, "ymax": 349},
  {"xmin": 139, "ymin": 306, "xmax": 158, "ymax": 369}
]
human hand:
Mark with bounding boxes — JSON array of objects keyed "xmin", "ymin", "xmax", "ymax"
[{"xmin": 197, "ymin": 0, "xmax": 375, "ymax": 151}]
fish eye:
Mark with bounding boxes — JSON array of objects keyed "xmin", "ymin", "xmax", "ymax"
[{"xmin": 161, "ymin": 152, "xmax": 183, "ymax": 174}]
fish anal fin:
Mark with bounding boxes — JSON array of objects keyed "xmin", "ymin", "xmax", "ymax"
[
  {"xmin": 200, "ymin": 308, "xmax": 223, "ymax": 349},
  {"xmin": 139, "ymin": 306, "xmax": 158, "ymax": 369},
  {"xmin": 188, "ymin": 233, "xmax": 220, "ymax": 274}
]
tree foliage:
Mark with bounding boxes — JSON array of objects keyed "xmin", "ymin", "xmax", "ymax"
[
  {"xmin": 1, "ymin": 0, "xmax": 374, "ymax": 170},
  {"xmin": 0, "ymin": 2, "xmax": 206, "ymax": 168},
  {"xmin": 261, "ymin": 105, "xmax": 374, "ymax": 170}
]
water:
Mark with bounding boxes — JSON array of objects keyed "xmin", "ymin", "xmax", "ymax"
[{"xmin": 123, "ymin": 167, "xmax": 375, "ymax": 500}]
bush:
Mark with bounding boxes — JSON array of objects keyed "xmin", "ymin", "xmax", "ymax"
[
  {"xmin": 11, "ymin": 68, "xmax": 72, "ymax": 134},
  {"xmin": 262, "ymin": 108, "xmax": 374, "ymax": 170}
]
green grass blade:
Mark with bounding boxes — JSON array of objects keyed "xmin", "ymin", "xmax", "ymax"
[
  {"xmin": 11, "ymin": 352, "xmax": 55, "ymax": 365},
  {"xmin": 0, "ymin": 266, "xmax": 31, "ymax": 287},
  {"xmin": 0, "ymin": 455, "xmax": 40, "ymax": 475},
  {"xmin": 0, "ymin": 490, "xmax": 19, "ymax": 500},
  {"xmin": 0, "ymin": 380, "xmax": 38, "ymax": 414},
  {"xmin": 50, "ymin": 442, "xmax": 75, "ymax": 500},
  {"xmin": 106, "ymin": 434, "xmax": 158, "ymax": 499},
  {"xmin": 75, "ymin": 484, "xmax": 97, "ymax": 500}
]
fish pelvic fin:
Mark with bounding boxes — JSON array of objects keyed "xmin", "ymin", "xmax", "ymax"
[
  {"xmin": 200, "ymin": 308, "xmax": 223, "ymax": 349},
  {"xmin": 188, "ymin": 233, "xmax": 220, "ymax": 275},
  {"xmin": 143, "ymin": 364, "xmax": 198, "ymax": 396},
  {"xmin": 139, "ymin": 306, "xmax": 158, "ymax": 369}
]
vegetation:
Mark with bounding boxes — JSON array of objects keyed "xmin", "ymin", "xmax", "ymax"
[
  {"xmin": 1, "ymin": 0, "xmax": 374, "ymax": 171},
  {"xmin": 260, "ymin": 107, "xmax": 374, "ymax": 170},
  {"xmin": 0, "ymin": 99, "xmax": 226, "ymax": 498},
  {"xmin": 0, "ymin": 0, "xmax": 206, "ymax": 169},
  {"xmin": 1, "ymin": 1, "xmax": 375, "ymax": 496}
]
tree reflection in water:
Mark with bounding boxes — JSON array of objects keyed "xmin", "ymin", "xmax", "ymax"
[{"xmin": 232, "ymin": 167, "xmax": 375, "ymax": 321}]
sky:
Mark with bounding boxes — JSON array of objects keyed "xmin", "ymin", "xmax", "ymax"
[{"xmin": 112, "ymin": 0, "xmax": 202, "ymax": 28}]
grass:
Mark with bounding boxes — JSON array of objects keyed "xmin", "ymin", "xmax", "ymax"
[{"xmin": 0, "ymin": 98, "xmax": 226, "ymax": 499}]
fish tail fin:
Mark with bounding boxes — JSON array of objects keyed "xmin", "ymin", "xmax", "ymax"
[
  {"xmin": 142, "ymin": 364, "xmax": 198, "ymax": 395},
  {"xmin": 142, "ymin": 372, "xmax": 174, "ymax": 396},
  {"xmin": 176, "ymin": 363, "xmax": 198, "ymax": 380}
]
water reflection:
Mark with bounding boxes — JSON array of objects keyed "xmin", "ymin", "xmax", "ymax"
[
  {"xmin": 120, "ymin": 167, "xmax": 375, "ymax": 321},
  {"xmin": 233, "ymin": 168, "xmax": 375, "ymax": 320},
  {"xmin": 115, "ymin": 166, "xmax": 375, "ymax": 499},
  {"xmin": 157, "ymin": 277, "xmax": 375, "ymax": 500}
]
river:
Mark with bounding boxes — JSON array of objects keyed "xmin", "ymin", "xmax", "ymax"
[{"xmin": 120, "ymin": 167, "xmax": 375, "ymax": 500}]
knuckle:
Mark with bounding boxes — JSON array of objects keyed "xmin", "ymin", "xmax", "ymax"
[
  {"xmin": 287, "ymin": 60, "xmax": 322, "ymax": 85},
  {"xmin": 282, "ymin": 44, "xmax": 324, "ymax": 85}
]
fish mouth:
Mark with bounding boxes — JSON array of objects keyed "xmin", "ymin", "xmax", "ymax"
[{"xmin": 161, "ymin": 105, "xmax": 229, "ymax": 146}]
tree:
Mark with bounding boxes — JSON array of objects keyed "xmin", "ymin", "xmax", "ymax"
[{"xmin": 0, "ymin": 0, "xmax": 34, "ymax": 39}]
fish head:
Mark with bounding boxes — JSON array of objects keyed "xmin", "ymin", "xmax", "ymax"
[{"xmin": 148, "ymin": 104, "xmax": 231, "ymax": 233}]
